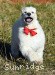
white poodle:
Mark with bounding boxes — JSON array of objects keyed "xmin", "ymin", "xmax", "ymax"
[{"xmin": 11, "ymin": 6, "xmax": 45, "ymax": 64}]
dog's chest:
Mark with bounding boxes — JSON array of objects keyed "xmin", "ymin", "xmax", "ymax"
[{"xmin": 18, "ymin": 27, "xmax": 38, "ymax": 47}]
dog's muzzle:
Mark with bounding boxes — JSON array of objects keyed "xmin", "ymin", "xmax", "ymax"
[{"xmin": 24, "ymin": 17, "xmax": 33, "ymax": 23}]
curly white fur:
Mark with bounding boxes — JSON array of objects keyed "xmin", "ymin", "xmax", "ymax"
[{"xmin": 11, "ymin": 7, "xmax": 45, "ymax": 64}]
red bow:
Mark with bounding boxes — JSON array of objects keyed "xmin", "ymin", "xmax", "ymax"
[{"xmin": 24, "ymin": 27, "xmax": 37, "ymax": 36}]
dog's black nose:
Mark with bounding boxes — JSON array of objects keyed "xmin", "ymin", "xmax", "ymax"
[{"xmin": 27, "ymin": 13, "xmax": 31, "ymax": 16}]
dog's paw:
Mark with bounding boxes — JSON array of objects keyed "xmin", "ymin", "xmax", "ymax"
[{"xmin": 34, "ymin": 60, "xmax": 43, "ymax": 65}]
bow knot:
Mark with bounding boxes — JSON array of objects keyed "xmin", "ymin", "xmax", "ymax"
[{"xmin": 24, "ymin": 27, "xmax": 37, "ymax": 36}]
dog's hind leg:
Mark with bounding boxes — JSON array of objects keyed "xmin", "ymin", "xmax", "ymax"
[{"xmin": 11, "ymin": 41, "xmax": 19, "ymax": 59}]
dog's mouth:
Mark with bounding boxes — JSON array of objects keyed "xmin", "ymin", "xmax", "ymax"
[{"xmin": 24, "ymin": 17, "xmax": 33, "ymax": 23}]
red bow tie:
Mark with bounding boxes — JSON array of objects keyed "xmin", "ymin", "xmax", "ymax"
[{"xmin": 24, "ymin": 27, "xmax": 37, "ymax": 36}]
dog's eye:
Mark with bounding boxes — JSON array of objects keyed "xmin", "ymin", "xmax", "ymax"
[
  {"xmin": 24, "ymin": 12, "xmax": 27, "ymax": 14},
  {"xmin": 32, "ymin": 12, "xmax": 34, "ymax": 13}
]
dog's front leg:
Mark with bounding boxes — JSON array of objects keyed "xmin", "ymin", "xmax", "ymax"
[
  {"xmin": 35, "ymin": 47, "xmax": 44, "ymax": 64},
  {"xmin": 20, "ymin": 46, "xmax": 39, "ymax": 62},
  {"xmin": 28, "ymin": 50, "xmax": 43, "ymax": 64}
]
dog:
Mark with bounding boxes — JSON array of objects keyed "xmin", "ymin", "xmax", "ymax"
[{"xmin": 11, "ymin": 6, "xmax": 45, "ymax": 64}]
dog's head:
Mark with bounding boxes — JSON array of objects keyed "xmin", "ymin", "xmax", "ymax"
[{"xmin": 21, "ymin": 6, "xmax": 37, "ymax": 24}]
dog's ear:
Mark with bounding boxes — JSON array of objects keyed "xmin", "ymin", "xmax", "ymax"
[
  {"xmin": 21, "ymin": 7, "xmax": 25, "ymax": 13},
  {"xmin": 35, "ymin": 8, "xmax": 37, "ymax": 13},
  {"xmin": 34, "ymin": 8, "xmax": 37, "ymax": 12},
  {"xmin": 32, "ymin": 7, "xmax": 37, "ymax": 13}
]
